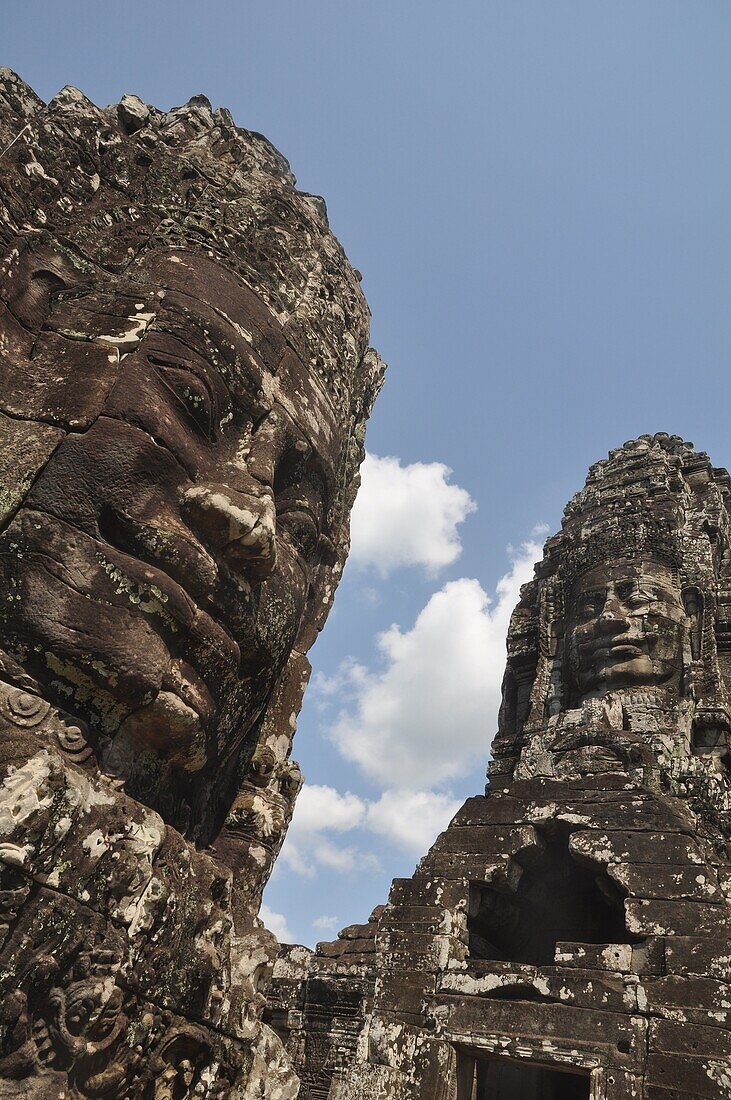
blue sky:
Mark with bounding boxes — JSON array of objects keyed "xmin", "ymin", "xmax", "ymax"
[{"xmin": 6, "ymin": 1, "xmax": 731, "ymax": 944}]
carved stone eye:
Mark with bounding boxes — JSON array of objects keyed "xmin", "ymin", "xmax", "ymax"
[
  {"xmin": 166, "ymin": 373, "xmax": 214, "ymax": 437},
  {"xmin": 579, "ymin": 595, "xmax": 603, "ymax": 617},
  {"xmin": 150, "ymin": 355, "xmax": 218, "ymax": 440}
]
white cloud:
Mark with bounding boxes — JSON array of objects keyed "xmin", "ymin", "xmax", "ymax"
[
  {"xmin": 349, "ymin": 453, "xmax": 476, "ymax": 576},
  {"xmin": 327, "ymin": 537, "xmax": 544, "ymax": 788},
  {"xmin": 267, "ymin": 531, "xmax": 547, "ymax": 945},
  {"xmin": 310, "ymin": 836, "xmax": 362, "ymax": 872},
  {"xmin": 291, "ymin": 784, "xmax": 367, "ymax": 833},
  {"xmin": 279, "ymin": 784, "xmax": 367, "ymax": 878},
  {"xmin": 278, "ymin": 781, "xmax": 462, "ymax": 876},
  {"xmin": 366, "ymin": 789, "xmax": 461, "ymax": 854},
  {"xmin": 260, "ymin": 903, "xmax": 292, "ymax": 942},
  {"xmin": 313, "ymin": 914, "xmax": 339, "ymax": 931}
]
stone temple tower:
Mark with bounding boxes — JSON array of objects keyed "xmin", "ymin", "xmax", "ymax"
[{"xmin": 271, "ymin": 433, "xmax": 731, "ymax": 1100}]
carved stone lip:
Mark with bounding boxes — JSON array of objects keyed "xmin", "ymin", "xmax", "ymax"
[
  {"xmin": 107, "ymin": 531, "xmax": 244, "ymax": 714},
  {"xmin": 592, "ymin": 642, "xmax": 646, "ymax": 661}
]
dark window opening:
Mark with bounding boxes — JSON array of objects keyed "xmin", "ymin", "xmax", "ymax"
[
  {"xmin": 690, "ymin": 723, "xmax": 731, "ymax": 776},
  {"xmin": 468, "ymin": 830, "xmax": 630, "ymax": 966},
  {"xmin": 475, "ymin": 1057, "xmax": 590, "ymax": 1100}
]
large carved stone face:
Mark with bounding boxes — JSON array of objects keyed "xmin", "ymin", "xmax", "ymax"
[
  {"xmin": 0, "ymin": 248, "xmax": 346, "ymax": 828},
  {"xmin": 566, "ymin": 557, "xmax": 685, "ymax": 702}
]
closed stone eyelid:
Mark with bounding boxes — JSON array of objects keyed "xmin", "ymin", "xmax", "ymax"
[
  {"xmin": 148, "ymin": 350, "xmax": 233, "ymax": 414},
  {"xmin": 155, "ymin": 366, "xmax": 219, "ymax": 440}
]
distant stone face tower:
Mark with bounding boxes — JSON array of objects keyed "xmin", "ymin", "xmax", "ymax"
[
  {"xmin": 273, "ymin": 434, "xmax": 731, "ymax": 1100},
  {"xmin": 0, "ymin": 70, "xmax": 382, "ymax": 1097}
]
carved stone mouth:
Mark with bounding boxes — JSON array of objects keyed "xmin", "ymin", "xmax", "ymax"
[
  {"xmin": 592, "ymin": 642, "xmax": 646, "ymax": 661},
  {"xmin": 550, "ymin": 726, "xmax": 645, "ymax": 755}
]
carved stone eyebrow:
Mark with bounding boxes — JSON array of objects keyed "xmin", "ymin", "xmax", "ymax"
[{"xmin": 579, "ymin": 588, "xmax": 605, "ymax": 600}]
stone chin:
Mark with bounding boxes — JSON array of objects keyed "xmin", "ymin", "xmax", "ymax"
[{"xmin": 588, "ymin": 651, "xmax": 656, "ymax": 690}]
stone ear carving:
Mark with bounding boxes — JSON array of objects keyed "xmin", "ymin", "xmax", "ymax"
[{"xmin": 682, "ymin": 585, "xmax": 703, "ymax": 662}]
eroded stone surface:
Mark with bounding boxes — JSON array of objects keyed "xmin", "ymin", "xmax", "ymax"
[
  {"xmin": 274, "ymin": 435, "xmax": 731, "ymax": 1099},
  {"xmin": 0, "ymin": 69, "xmax": 383, "ymax": 1096}
]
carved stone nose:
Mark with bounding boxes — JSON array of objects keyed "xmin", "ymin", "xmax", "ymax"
[
  {"xmin": 182, "ymin": 482, "xmax": 277, "ymax": 577},
  {"xmin": 598, "ymin": 595, "xmax": 627, "ymax": 630}
]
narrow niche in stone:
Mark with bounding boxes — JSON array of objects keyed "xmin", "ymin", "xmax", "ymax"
[
  {"xmin": 467, "ymin": 828, "xmax": 629, "ymax": 966},
  {"xmin": 458, "ymin": 1054, "xmax": 590, "ymax": 1100},
  {"xmin": 691, "ymin": 722, "xmax": 731, "ymax": 770}
]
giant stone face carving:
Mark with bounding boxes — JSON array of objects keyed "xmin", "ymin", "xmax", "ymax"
[
  {"xmin": 0, "ymin": 75, "xmax": 384, "ymax": 848},
  {"xmin": 0, "ymin": 249, "xmax": 348, "ymax": 838},
  {"xmin": 491, "ymin": 433, "xmax": 731, "ymax": 790},
  {"xmin": 0, "ymin": 71, "xmax": 383, "ymax": 1097},
  {"xmin": 566, "ymin": 557, "xmax": 686, "ymax": 701}
]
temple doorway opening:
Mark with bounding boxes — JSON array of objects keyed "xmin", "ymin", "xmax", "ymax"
[
  {"xmin": 476, "ymin": 1056, "xmax": 590, "ymax": 1099},
  {"xmin": 458, "ymin": 1053, "xmax": 591, "ymax": 1100}
]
